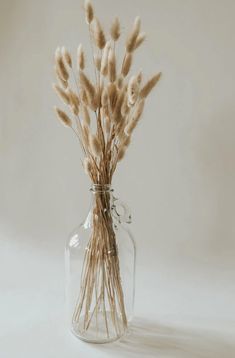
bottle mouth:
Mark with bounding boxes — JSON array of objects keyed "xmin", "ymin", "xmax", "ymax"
[{"xmin": 90, "ymin": 184, "xmax": 113, "ymax": 193}]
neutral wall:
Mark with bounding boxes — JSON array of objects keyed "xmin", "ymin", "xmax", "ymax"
[{"xmin": 1, "ymin": 0, "xmax": 235, "ymax": 356}]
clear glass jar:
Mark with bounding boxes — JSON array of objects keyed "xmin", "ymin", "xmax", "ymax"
[{"xmin": 65, "ymin": 184, "xmax": 136, "ymax": 343}]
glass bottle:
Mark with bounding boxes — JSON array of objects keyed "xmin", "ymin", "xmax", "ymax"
[{"xmin": 65, "ymin": 184, "xmax": 136, "ymax": 343}]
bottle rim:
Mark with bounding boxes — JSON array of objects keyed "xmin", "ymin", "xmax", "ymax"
[{"xmin": 90, "ymin": 184, "xmax": 113, "ymax": 193}]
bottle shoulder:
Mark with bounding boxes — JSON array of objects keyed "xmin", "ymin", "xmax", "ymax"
[
  {"xmin": 66, "ymin": 222, "xmax": 88, "ymax": 250},
  {"xmin": 66, "ymin": 220, "xmax": 136, "ymax": 251}
]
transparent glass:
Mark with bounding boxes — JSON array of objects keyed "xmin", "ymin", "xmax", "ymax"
[{"xmin": 65, "ymin": 184, "xmax": 136, "ymax": 343}]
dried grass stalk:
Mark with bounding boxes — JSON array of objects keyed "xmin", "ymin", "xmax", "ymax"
[
  {"xmin": 101, "ymin": 88, "xmax": 108, "ymax": 107},
  {"xmin": 82, "ymin": 122, "xmax": 90, "ymax": 148},
  {"xmin": 100, "ymin": 42, "xmax": 110, "ymax": 76},
  {"xmin": 94, "ymin": 54, "xmax": 101, "ymax": 71},
  {"xmin": 126, "ymin": 16, "xmax": 141, "ymax": 53},
  {"xmin": 108, "ymin": 83, "xmax": 118, "ymax": 111},
  {"xmin": 55, "ymin": 66, "xmax": 68, "ymax": 89},
  {"xmin": 134, "ymin": 32, "xmax": 146, "ymax": 50},
  {"xmin": 110, "ymin": 17, "xmax": 121, "ymax": 41},
  {"xmin": 133, "ymin": 98, "xmax": 145, "ymax": 121},
  {"xmin": 62, "ymin": 47, "xmax": 72, "ymax": 68},
  {"xmin": 113, "ymin": 89, "xmax": 125, "ymax": 123},
  {"xmin": 122, "ymin": 53, "xmax": 133, "ymax": 77},
  {"xmin": 83, "ymin": 156, "xmax": 92, "ymax": 175},
  {"xmin": 121, "ymin": 134, "xmax": 131, "ymax": 147},
  {"xmin": 79, "ymin": 71, "xmax": 96, "ymax": 101},
  {"xmin": 82, "ymin": 105, "xmax": 91, "ymax": 126},
  {"xmin": 125, "ymin": 99, "xmax": 145, "ymax": 136},
  {"xmin": 54, "ymin": 107, "xmax": 72, "ymax": 127},
  {"xmin": 93, "ymin": 18, "xmax": 106, "ymax": 49},
  {"xmin": 84, "ymin": 0, "xmax": 94, "ymax": 24},
  {"xmin": 125, "ymin": 118, "xmax": 138, "ymax": 136},
  {"xmin": 53, "ymin": 84, "xmax": 70, "ymax": 105},
  {"xmin": 117, "ymin": 75, "xmax": 124, "ymax": 89},
  {"xmin": 117, "ymin": 146, "xmax": 126, "ymax": 161},
  {"xmin": 67, "ymin": 88, "xmax": 80, "ymax": 112},
  {"xmin": 121, "ymin": 95, "xmax": 130, "ymax": 116},
  {"xmin": 71, "ymin": 106, "xmax": 79, "ymax": 116},
  {"xmin": 104, "ymin": 116, "xmax": 111, "ymax": 134},
  {"xmin": 128, "ymin": 75, "xmax": 140, "ymax": 105},
  {"xmin": 140, "ymin": 72, "xmax": 162, "ymax": 98},
  {"xmin": 108, "ymin": 49, "xmax": 116, "ymax": 82},
  {"xmin": 136, "ymin": 71, "xmax": 142, "ymax": 85},
  {"xmin": 80, "ymin": 89, "xmax": 89, "ymax": 106},
  {"xmin": 77, "ymin": 44, "xmax": 85, "ymax": 70},
  {"xmin": 90, "ymin": 133, "xmax": 102, "ymax": 157},
  {"xmin": 55, "ymin": 49, "xmax": 69, "ymax": 81}
]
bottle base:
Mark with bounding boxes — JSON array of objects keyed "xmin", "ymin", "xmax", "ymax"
[{"xmin": 71, "ymin": 311, "xmax": 127, "ymax": 344}]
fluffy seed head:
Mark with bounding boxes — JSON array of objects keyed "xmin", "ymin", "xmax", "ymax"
[
  {"xmin": 124, "ymin": 99, "xmax": 145, "ymax": 136},
  {"xmin": 54, "ymin": 107, "xmax": 72, "ymax": 127},
  {"xmin": 84, "ymin": 0, "xmax": 94, "ymax": 24},
  {"xmin": 113, "ymin": 88, "xmax": 125, "ymax": 123},
  {"xmin": 121, "ymin": 95, "xmax": 130, "ymax": 117},
  {"xmin": 136, "ymin": 71, "xmax": 143, "ymax": 85},
  {"xmin": 101, "ymin": 88, "xmax": 108, "ymax": 107},
  {"xmin": 82, "ymin": 106, "xmax": 90, "ymax": 126},
  {"xmin": 133, "ymin": 99, "xmax": 145, "ymax": 121},
  {"xmin": 90, "ymin": 134, "xmax": 102, "ymax": 157},
  {"xmin": 94, "ymin": 54, "xmax": 101, "ymax": 71},
  {"xmin": 61, "ymin": 47, "xmax": 72, "ymax": 68},
  {"xmin": 110, "ymin": 17, "xmax": 121, "ymax": 41},
  {"xmin": 100, "ymin": 41, "xmax": 110, "ymax": 76},
  {"xmin": 108, "ymin": 49, "xmax": 116, "ymax": 82},
  {"xmin": 83, "ymin": 157, "xmax": 92, "ymax": 176},
  {"xmin": 122, "ymin": 135, "xmax": 131, "ymax": 148},
  {"xmin": 71, "ymin": 106, "xmax": 79, "ymax": 116},
  {"xmin": 128, "ymin": 75, "xmax": 140, "ymax": 105},
  {"xmin": 79, "ymin": 71, "xmax": 96, "ymax": 101},
  {"xmin": 108, "ymin": 83, "xmax": 118, "ymax": 111},
  {"xmin": 81, "ymin": 89, "xmax": 89, "ymax": 106},
  {"xmin": 117, "ymin": 75, "xmax": 124, "ymax": 89},
  {"xmin": 117, "ymin": 146, "xmax": 126, "ymax": 161},
  {"xmin": 55, "ymin": 67, "xmax": 68, "ymax": 89},
  {"xmin": 77, "ymin": 44, "xmax": 85, "ymax": 70},
  {"xmin": 140, "ymin": 72, "xmax": 162, "ymax": 98},
  {"xmin": 93, "ymin": 18, "xmax": 106, "ymax": 49},
  {"xmin": 134, "ymin": 32, "xmax": 146, "ymax": 50},
  {"xmin": 125, "ymin": 119, "xmax": 138, "ymax": 136},
  {"xmin": 55, "ymin": 47, "xmax": 61, "ymax": 60},
  {"xmin": 122, "ymin": 53, "xmax": 133, "ymax": 77},
  {"xmin": 89, "ymin": 92, "xmax": 98, "ymax": 111},
  {"xmin": 104, "ymin": 116, "xmax": 111, "ymax": 135},
  {"xmin": 66, "ymin": 88, "xmax": 80, "ymax": 111},
  {"xmin": 53, "ymin": 84, "xmax": 70, "ymax": 105},
  {"xmin": 55, "ymin": 54, "xmax": 69, "ymax": 81},
  {"xmin": 126, "ymin": 16, "xmax": 141, "ymax": 53},
  {"xmin": 81, "ymin": 124, "xmax": 89, "ymax": 150}
]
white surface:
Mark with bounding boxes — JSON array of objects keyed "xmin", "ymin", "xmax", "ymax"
[
  {"xmin": 1, "ymin": 239, "xmax": 235, "ymax": 357},
  {"xmin": 1, "ymin": 0, "xmax": 235, "ymax": 357}
]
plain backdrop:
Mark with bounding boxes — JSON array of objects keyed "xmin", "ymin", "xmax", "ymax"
[{"xmin": 1, "ymin": 0, "xmax": 235, "ymax": 357}]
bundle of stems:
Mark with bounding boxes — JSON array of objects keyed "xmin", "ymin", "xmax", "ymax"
[{"xmin": 53, "ymin": 0, "xmax": 161, "ymax": 338}]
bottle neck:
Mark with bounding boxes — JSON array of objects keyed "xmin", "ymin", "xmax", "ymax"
[
  {"xmin": 89, "ymin": 184, "xmax": 113, "ymax": 211},
  {"xmin": 90, "ymin": 184, "xmax": 113, "ymax": 195},
  {"xmin": 88, "ymin": 184, "xmax": 132, "ymax": 225}
]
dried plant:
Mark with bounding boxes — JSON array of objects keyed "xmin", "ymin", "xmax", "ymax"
[{"xmin": 53, "ymin": 0, "xmax": 161, "ymax": 339}]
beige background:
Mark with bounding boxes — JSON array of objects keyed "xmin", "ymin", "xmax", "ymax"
[{"xmin": 1, "ymin": 0, "xmax": 235, "ymax": 357}]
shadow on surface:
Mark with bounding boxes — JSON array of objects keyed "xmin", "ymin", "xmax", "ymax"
[{"xmin": 96, "ymin": 317, "xmax": 235, "ymax": 358}]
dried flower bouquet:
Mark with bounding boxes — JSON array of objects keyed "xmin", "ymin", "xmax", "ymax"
[{"xmin": 53, "ymin": 0, "xmax": 161, "ymax": 340}]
